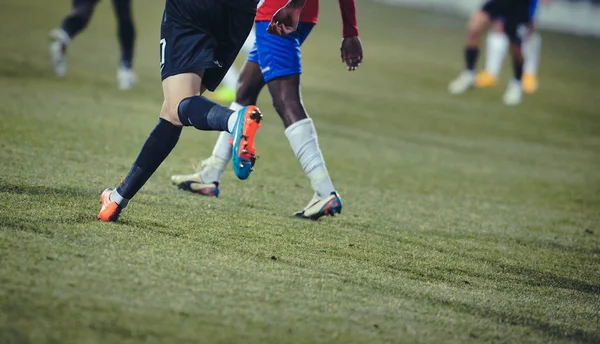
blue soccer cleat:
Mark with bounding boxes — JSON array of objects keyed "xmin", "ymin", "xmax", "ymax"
[{"xmin": 230, "ymin": 105, "xmax": 263, "ymax": 180}]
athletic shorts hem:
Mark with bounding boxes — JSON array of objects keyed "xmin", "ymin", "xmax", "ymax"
[
  {"xmin": 263, "ymin": 70, "xmax": 303, "ymax": 83},
  {"xmin": 160, "ymin": 61, "xmax": 220, "ymax": 81}
]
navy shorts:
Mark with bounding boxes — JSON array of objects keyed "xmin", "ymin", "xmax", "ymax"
[
  {"xmin": 247, "ymin": 21, "xmax": 314, "ymax": 83},
  {"xmin": 159, "ymin": 0, "xmax": 257, "ymax": 91},
  {"xmin": 482, "ymin": 0, "xmax": 532, "ymax": 43}
]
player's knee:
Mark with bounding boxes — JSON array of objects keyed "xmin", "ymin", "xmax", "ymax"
[
  {"xmin": 235, "ymin": 81, "xmax": 260, "ymax": 106},
  {"xmin": 466, "ymin": 25, "xmax": 482, "ymax": 42},
  {"xmin": 492, "ymin": 21, "xmax": 504, "ymax": 32},
  {"xmin": 160, "ymin": 101, "xmax": 183, "ymax": 126},
  {"xmin": 235, "ymin": 86, "xmax": 259, "ymax": 106}
]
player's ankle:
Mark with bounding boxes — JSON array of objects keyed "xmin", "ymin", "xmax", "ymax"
[{"xmin": 110, "ymin": 189, "xmax": 130, "ymax": 208}]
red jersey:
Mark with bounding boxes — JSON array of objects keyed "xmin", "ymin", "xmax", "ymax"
[{"xmin": 256, "ymin": 0, "xmax": 319, "ymax": 24}]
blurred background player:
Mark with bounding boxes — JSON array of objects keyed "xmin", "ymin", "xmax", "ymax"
[
  {"xmin": 448, "ymin": 0, "xmax": 534, "ymax": 105},
  {"xmin": 170, "ymin": 0, "xmax": 363, "ymax": 220},
  {"xmin": 49, "ymin": 0, "xmax": 136, "ymax": 90},
  {"xmin": 475, "ymin": 0, "xmax": 543, "ymax": 94}
]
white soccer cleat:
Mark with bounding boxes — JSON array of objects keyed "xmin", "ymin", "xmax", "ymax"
[
  {"xmin": 117, "ymin": 66, "xmax": 136, "ymax": 90},
  {"xmin": 503, "ymin": 79, "xmax": 523, "ymax": 106},
  {"xmin": 294, "ymin": 192, "xmax": 342, "ymax": 221},
  {"xmin": 170, "ymin": 172, "xmax": 219, "ymax": 197},
  {"xmin": 448, "ymin": 70, "xmax": 475, "ymax": 95},
  {"xmin": 49, "ymin": 28, "xmax": 69, "ymax": 77},
  {"xmin": 170, "ymin": 158, "xmax": 223, "ymax": 197}
]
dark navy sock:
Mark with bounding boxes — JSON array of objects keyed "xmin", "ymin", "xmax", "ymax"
[
  {"xmin": 465, "ymin": 47, "xmax": 479, "ymax": 71},
  {"xmin": 178, "ymin": 96, "xmax": 234, "ymax": 132},
  {"xmin": 112, "ymin": 0, "xmax": 135, "ymax": 68},
  {"xmin": 116, "ymin": 118, "xmax": 182, "ymax": 200},
  {"xmin": 512, "ymin": 55, "xmax": 524, "ymax": 81}
]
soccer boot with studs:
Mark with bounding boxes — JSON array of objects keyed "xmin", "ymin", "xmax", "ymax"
[
  {"xmin": 294, "ymin": 192, "xmax": 343, "ymax": 220},
  {"xmin": 98, "ymin": 188, "xmax": 124, "ymax": 222},
  {"xmin": 230, "ymin": 105, "xmax": 262, "ymax": 180}
]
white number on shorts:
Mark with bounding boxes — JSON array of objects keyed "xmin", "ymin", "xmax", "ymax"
[{"xmin": 159, "ymin": 38, "xmax": 166, "ymax": 68}]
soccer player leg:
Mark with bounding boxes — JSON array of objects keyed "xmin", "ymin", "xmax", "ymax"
[
  {"xmin": 476, "ymin": 20, "xmax": 508, "ymax": 88},
  {"xmin": 257, "ymin": 22, "xmax": 341, "ymax": 219},
  {"xmin": 49, "ymin": 0, "xmax": 100, "ymax": 76},
  {"xmin": 523, "ymin": 0, "xmax": 541, "ymax": 91},
  {"xmin": 98, "ymin": 1, "xmax": 258, "ymax": 221},
  {"xmin": 171, "ymin": 58, "xmax": 266, "ymax": 195},
  {"xmin": 112, "ymin": 0, "xmax": 137, "ymax": 90},
  {"xmin": 502, "ymin": 16, "xmax": 528, "ymax": 106},
  {"xmin": 522, "ymin": 29, "xmax": 541, "ymax": 93},
  {"xmin": 448, "ymin": 4, "xmax": 492, "ymax": 95}
]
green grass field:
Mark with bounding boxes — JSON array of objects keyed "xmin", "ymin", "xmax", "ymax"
[{"xmin": 1, "ymin": 0, "xmax": 599, "ymax": 343}]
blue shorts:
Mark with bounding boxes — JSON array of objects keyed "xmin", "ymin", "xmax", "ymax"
[{"xmin": 247, "ymin": 21, "xmax": 314, "ymax": 83}]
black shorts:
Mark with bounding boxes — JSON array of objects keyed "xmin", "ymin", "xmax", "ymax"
[
  {"xmin": 482, "ymin": 0, "xmax": 532, "ymax": 43},
  {"xmin": 159, "ymin": 0, "xmax": 257, "ymax": 91}
]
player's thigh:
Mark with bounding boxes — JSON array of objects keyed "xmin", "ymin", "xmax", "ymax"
[
  {"xmin": 266, "ymin": 74, "xmax": 306, "ymax": 127},
  {"xmin": 111, "ymin": 0, "xmax": 132, "ymax": 19},
  {"xmin": 468, "ymin": 10, "xmax": 491, "ymax": 35},
  {"xmin": 236, "ymin": 60, "xmax": 266, "ymax": 105}
]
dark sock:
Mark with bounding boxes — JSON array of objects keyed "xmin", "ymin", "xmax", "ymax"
[
  {"xmin": 61, "ymin": 14, "xmax": 90, "ymax": 38},
  {"xmin": 512, "ymin": 56, "xmax": 524, "ymax": 81},
  {"xmin": 465, "ymin": 47, "xmax": 479, "ymax": 71},
  {"xmin": 116, "ymin": 118, "xmax": 182, "ymax": 200},
  {"xmin": 112, "ymin": 0, "xmax": 135, "ymax": 68},
  {"xmin": 178, "ymin": 96, "xmax": 234, "ymax": 132}
]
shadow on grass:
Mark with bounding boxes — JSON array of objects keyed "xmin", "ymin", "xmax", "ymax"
[
  {"xmin": 0, "ymin": 180, "xmax": 98, "ymax": 234},
  {"xmin": 277, "ymin": 255, "xmax": 600, "ymax": 343},
  {"xmin": 431, "ymin": 297, "xmax": 600, "ymax": 344},
  {"xmin": 0, "ymin": 215, "xmax": 55, "ymax": 236},
  {"xmin": 0, "ymin": 179, "xmax": 97, "ymax": 198},
  {"xmin": 403, "ymin": 236, "xmax": 600, "ymax": 296},
  {"xmin": 364, "ymin": 227, "xmax": 600, "ymax": 296},
  {"xmin": 0, "ymin": 57, "xmax": 53, "ymax": 79}
]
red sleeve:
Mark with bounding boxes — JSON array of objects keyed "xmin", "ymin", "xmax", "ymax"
[{"xmin": 338, "ymin": 0, "xmax": 359, "ymax": 38}]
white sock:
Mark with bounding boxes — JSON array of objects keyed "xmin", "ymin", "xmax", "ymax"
[
  {"xmin": 227, "ymin": 109, "xmax": 240, "ymax": 133},
  {"xmin": 523, "ymin": 32, "xmax": 542, "ymax": 75},
  {"xmin": 200, "ymin": 102, "xmax": 242, "ymax": 183},
  {"xmin": 109, "ymin": 189, "xmax": 129, "ymax": 207},
  {"xmin": 222, "ymin": 67, "xmax": 239, "ymax": 90},
  {"xmin": 285, "ymin": 118, "xmax": 335, "ymax": 200},
  {"xmin": 54, "ymin": 28, "xmax": 71, "ymax": 44},
  {"xmin": 485, "ymin": 31, "xmax": 509, "ymax": 77}
]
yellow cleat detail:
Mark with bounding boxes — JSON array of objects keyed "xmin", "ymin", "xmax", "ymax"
[
  {"xmin": 475, "ymin": 70, "xmax": 498, "ymax": 88},
  {"xmin": 522, "ymin": 73, "xmax": 539, "ymax": 94}
]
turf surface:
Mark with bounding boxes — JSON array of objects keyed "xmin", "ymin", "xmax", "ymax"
[{"xmin": 1, "ymin": 0, "xmax": 599, "ymax": 343}]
